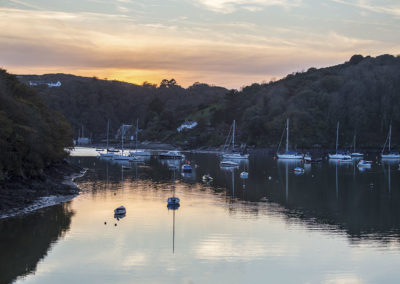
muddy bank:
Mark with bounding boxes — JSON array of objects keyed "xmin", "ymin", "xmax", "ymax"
[{"xmin": 0, "ymin": 161, "xmax": 84, "ymax": 219}]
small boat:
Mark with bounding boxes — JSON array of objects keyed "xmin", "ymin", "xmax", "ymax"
[
  {"xmin": 202, "ymin": 174, "xmax": 213, "ymax": 181},
  {"xmin": 357, "ymin": 160, "xmax": 372, "ymax": 168},
  {"xmin": 159, "ymin": 151, "xmax": 184, "ymax": 159},
  {"xmin": 381, "ymin": 124, "xmax": 400, "ymax": 159},
  {"xmin": 167, "ymin": 196, "xmax": 180, "ymax": 206},
  {"xmin": 277, "ymin": 118, "xmax": 303, "ymax": 159},
  {"xmin": 220, "ymin": 160, "xmax": 239, "ymax": 167},
  {"xmin": 114, "ymin": 206, "xmax": 126, "ymax": 215},
  {"xmin": 240, "ymin": 171, "xmax": 248, "ymax": 179},
  {"xmin": 294, "ymin": 167, "xmax": 305, "ymax": 173},
  {"xmin": 107, "ymin": 147, "xmax": 120, "ymax": 153},
  {"xmin": 329, "ymin": 122, "xmax": 352, "ymax": 160},
  {"xmin": 181, "ymin": 164, "xmax": 192, "ymax": 173}
]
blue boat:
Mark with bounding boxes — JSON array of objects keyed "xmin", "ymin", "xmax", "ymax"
[{"xmin": 181, "ymin": 164, "xmax": 192, "ymax": 173}]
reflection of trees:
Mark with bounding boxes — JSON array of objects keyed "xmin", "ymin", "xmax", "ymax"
[{"xmin": 0, "ymin": 203, "xmax": 74, "ymax": 284}]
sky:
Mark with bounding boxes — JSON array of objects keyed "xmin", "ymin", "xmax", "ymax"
[{"xmin": 0, "ymin": 0, "xmax": 400, "ymax": 88}]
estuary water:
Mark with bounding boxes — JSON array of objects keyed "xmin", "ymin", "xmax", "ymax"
[{"xmin": 1, "ymin": 148, "xmax": 400, "ymax": 283}]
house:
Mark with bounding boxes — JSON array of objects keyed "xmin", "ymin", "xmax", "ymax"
[{"xmin": 177, "ymin": 121, "xmax": 198, "ymax": 132}]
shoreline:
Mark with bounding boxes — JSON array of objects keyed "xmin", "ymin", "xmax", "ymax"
[{"xmin": 0, "ymin": 162, "xmax": 86, "ymax": 220}]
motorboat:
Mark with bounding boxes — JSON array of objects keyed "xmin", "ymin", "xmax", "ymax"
[
  {"xmin": 381, "ymin": 124, "xmax": 400, "ymax": 159},
  {"xmin": 181, "ymin": 164, "xmax": 192, "ymax": 173},
  {"xmin": 329, "ymin": 121, "xmax": 351, "ymax": 160},
  {"xmin": 357, "ymin": 160, "xmax": 372, "ymax": 168},
  {"xmin": 276, "ymin": 118, "xmax": 303, "ymax": 159},
  {"xmin": 159, "ymin": 151, "xmax": 184, "ymax": 159},
  {"xmin": 240, "ymin": 171, "xmax": 248, "ymax": 179},
  {"xmin": 107, "ymin": 148, "xmax": 119, "ymax": 153},
  {"xmin": 222, "ymin": 120, "xmax": 249, "ymax": 159},
  {"xmin": 114, "ymin": 205, "xmax": 126, "ymax": 215}
]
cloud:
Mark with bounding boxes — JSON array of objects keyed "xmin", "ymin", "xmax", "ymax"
[
  {"xmin": 330, "ymin": 0, "xmax": 400, "ymax": 18},
  {"xmin": 193, "ymin": 0, "xmax": 302, "ymax": 14}
]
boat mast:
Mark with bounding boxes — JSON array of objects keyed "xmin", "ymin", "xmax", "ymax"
[
  {"xmin": 336, "ymin": 121, "xmax": 339, "ymax": 153},
  {"xmin": 135, "ymin": 118, "xmax": 139, "ymax": 151},
  {"xmin": 121, "ymin": 124, "xmax": 124, "ymax": 155},
  {"xmin": 353, "ymin": 133, "xmax": 356, "ymax": 153},
  {"xmin": 286, "ymin": 118, "xmax": 289, "ymax": 153},
  {"xmin": 389, "ymin": 124, "xmax": 392, "ymax": 152},
  {"xmin": 106, "ymin": 119, "xmax": 109, "ymax": 151},
  {"xmin": 232, "ymin": 120, "xmax": 236, "ymax": 152}
]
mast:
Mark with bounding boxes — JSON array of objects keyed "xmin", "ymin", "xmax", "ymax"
[
  {"xmin": 353, "ymin": 133, "xmax": 356, "ymax": 153},
  {"xmin": 336, "ymin": 121, "xmax": 339, "ymax": 153},
  {"xmin": 232, "ymin": 120, "xmax": 236, "ymax": 152},
  {"xmin": 135, "ymin": 118, "xmax": 139, "ymax": 151},
  {"xmin": 121, "ymin": 124, "xmax": 124, "ymax": 155},
  {"xmin": 106, "ymin": 119, "xmax": 109, "ymax": 150},
  {"xmin": 286, "ymin": 118, "xmax": 289, "ymax": 153},
  {"xmin": 389, "ymin": 124, "xmax": 392, "ymax": 152}
]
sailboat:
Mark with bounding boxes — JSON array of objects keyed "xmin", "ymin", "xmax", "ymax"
[
  {"xmin": 350, "ymin": 133, "xmax": 363, "ymax": 158},
  {"xmin": 113, "ymin": 124, "xmax": 136, "ymax": 161},
  {"xmin": 381, "ymin": 124, "xmax": 400, "ymax": 159},
  {"xmin": 328, "ymin": 121, "xmax": 351, "ymax": 160},
  {"xmin": 277, "ymin": 118, "xmax": 303, "ymax": 159},
  {"xmin": 222, "ymin": 120, "xmax": 249, "ymax": 159},
  {"xmin": 130, "ymin": 119, "xmax": 151, "ymax": 157},
  {"xmin": 99, "ymin": 120, "xmax": 115, "ymax": 158}
]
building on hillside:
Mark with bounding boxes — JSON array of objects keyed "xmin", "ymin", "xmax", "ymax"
[{"xmin": 177, "ymin": 121, "xmax": 198, "ymax": 132}]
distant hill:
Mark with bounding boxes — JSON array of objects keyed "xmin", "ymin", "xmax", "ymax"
[
  {"xmin": 18, "ymin": 54, "xmax": 400, "ymax": 150},
  {"xmin": 0, "ymin": 69, "xmax": 73, "ymax": 180}
]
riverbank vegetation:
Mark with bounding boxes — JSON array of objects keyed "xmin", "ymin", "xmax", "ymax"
[
  {"xmin": 0, "ymin": 69, "xmax": 73, "ymax": 181},
  {"xmin": 18, "ymin": 54, "xmax": 400, "ymax": 150}
]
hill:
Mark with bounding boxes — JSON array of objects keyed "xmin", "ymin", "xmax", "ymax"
[
  {"xmin": 18, "ymin": 54, "xmax": 400, "ymax": 150},
  {"xmin": 0, "ymin": 69, "xmax": 73, "ymax": 180}
]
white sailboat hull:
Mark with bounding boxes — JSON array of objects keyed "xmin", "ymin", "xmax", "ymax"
[
  {"xmin": 328, "ymin": 154, "xmax": 351, "ymax": 160},
  {"xmin": 277, "ymin": 153, "xmax": 303, "ymax": 159},
  {"xmin": 222, "ymin": 153, "xmax": 249, "ymax": 159},
  {"xmin": 381, "ymin": 153, "xmax": 400, "ymax": 159}
]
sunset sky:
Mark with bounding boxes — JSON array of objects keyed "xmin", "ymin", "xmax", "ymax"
[{"xmin": 1, "ymin": 0, "xmax": 399, "ymax": 88}]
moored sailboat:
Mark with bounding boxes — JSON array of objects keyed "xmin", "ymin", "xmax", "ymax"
[
  {"xmin": 222, "ymin": 120, "xmax": 249, "ymax": 159},
  {"xmin": 381, "ymin": 124, "xmax": 400, "ymax": 159},
  {"xmin": 276, "ymin": 118, "xmax": 303, "ymax": 159},
  {"xmin": 329, "ymin": 121, "xmax": 351, "ymax": 160}
]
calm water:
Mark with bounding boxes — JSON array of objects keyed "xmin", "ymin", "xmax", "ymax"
[{"xmin": 2, "ymin": 148, "xmax": 400, "ymax": 283}]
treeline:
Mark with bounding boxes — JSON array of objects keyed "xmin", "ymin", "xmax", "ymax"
[
  {"xmin": 0, "ymin": 69, "xmax": 73, "ymax": 180},
  {"xmin": 19, "ymin": 54, "xmax": 400, "ymax": 150}
]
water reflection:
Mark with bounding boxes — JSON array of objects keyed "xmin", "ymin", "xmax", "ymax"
[
  {"xmin": 0, "ymin": 204, "xmax": 74, "ymax": 284},
  {"xmin": 4, "ymin": 152, "xmax": 400, "ymax": 283}
]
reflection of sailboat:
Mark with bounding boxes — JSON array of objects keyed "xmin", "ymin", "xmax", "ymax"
[
  {"xmin": 167, "ymin": 203, "xmax": 179, "ymax": 254},
  {"xmin": 277, "ymin": 118, "xmax": 303, "ymax": 159}
]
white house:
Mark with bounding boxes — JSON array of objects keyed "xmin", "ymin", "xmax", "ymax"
[{"xmin": 177, "ymin": 121, "xmax": 198, "ymax": 132}]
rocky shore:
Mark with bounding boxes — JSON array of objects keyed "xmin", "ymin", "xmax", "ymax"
[{"xmin": 0, "ymin": 161, "xmax": 84, "ymax": 219}]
